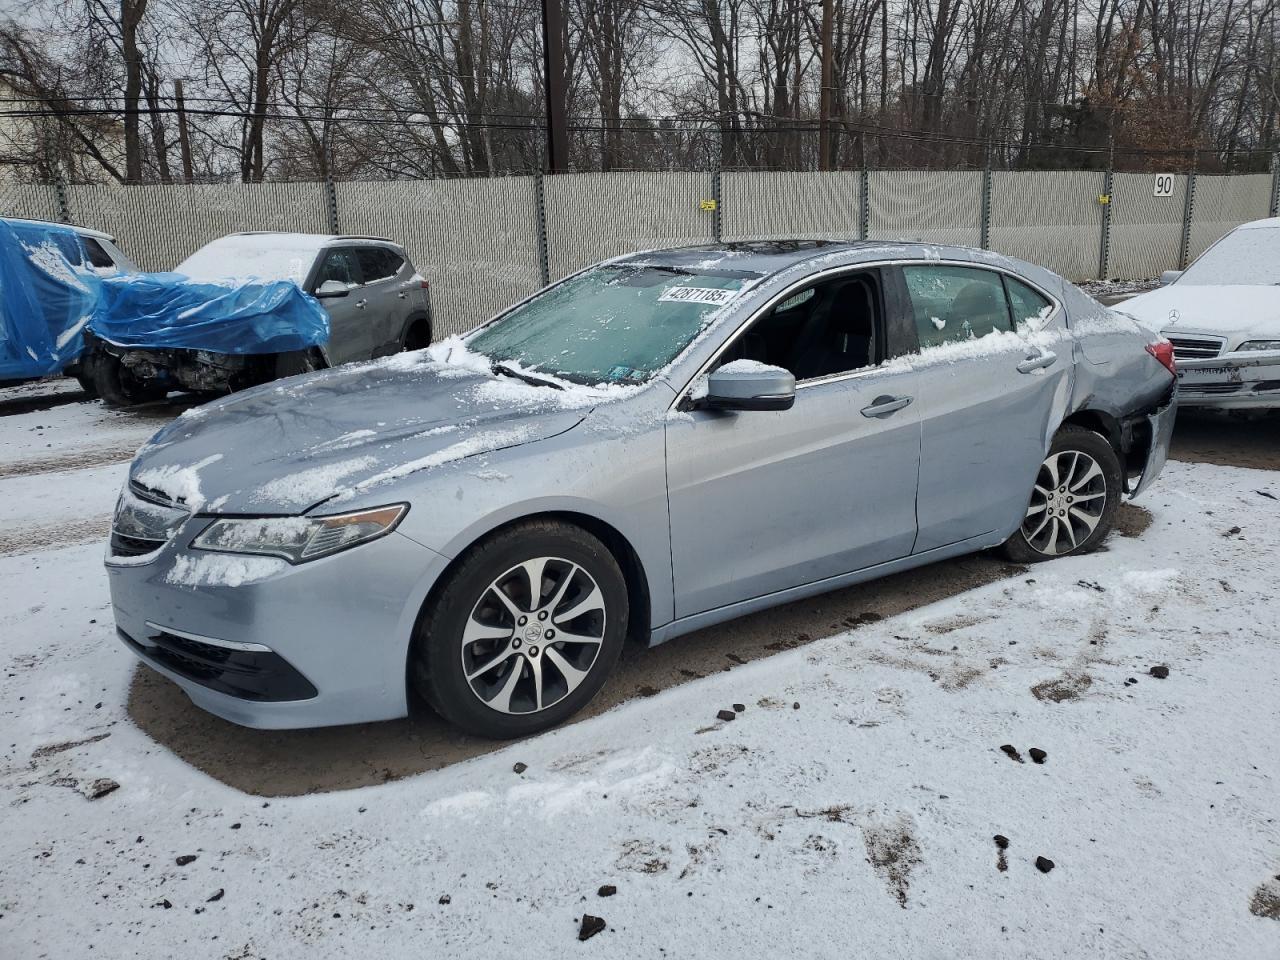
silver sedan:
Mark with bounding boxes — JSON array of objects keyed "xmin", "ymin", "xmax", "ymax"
[{"xmin": 106, "ymin": 240, "xmax": 1177, "ymax": 738}]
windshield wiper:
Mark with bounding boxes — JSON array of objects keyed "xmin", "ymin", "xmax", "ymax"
[{"xmin": 490, "ymin": 361, "xmax": 565, "ymax": 390}]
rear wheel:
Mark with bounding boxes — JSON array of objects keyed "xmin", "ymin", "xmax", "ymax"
[
  {"xmin": 401, "ymin": 318, "xmax": 432, "ymax": 352},
  {"xmin": 1001, "ymin": 425, "xmax": 1121, "ymax": 563},
  {"xmin": 86, "ymin": 351, "xmax": 166, "ymax": 407},
  {"xmin": 411, "ymin": 520, "xmax": 627, "ymax": 739}
]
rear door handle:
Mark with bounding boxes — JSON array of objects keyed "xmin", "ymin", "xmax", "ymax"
[
  {"xmin": 1017, "ymin": 350, "xmax": 1056, "ymax": 373},
  {"xmin": 861, "ymin": 394, "xmax": 913, "ymax": 418}
]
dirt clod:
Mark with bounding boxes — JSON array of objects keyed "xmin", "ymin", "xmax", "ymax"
[
  {"xmin": 1250, "ymin": 877, "xmax": 1280, "ymax": 919},
  {"xmin": 994, "ymin": 835, "xmax": 1009, "ymax": 849},
  {"xmin": 512, "ymin": 762, "xmax": 527, "ymax": 774},
  {"xmin": 1149, "ymin": 665, "xmax": 1170, "ymax": 679},
  {"xmin": 597, "ymin": 884, "xmax": 616, "ymax": 897},
  {"xmin": 578, "ymin": 914, "xmax": 607, "ymax": 941},
  {"xmin": 206, "ymin": 889, "xmax": 224, "ymax": 903},
  {"xmin": 716, "ymin": 709, "xmax": 736, "ymax": 722},
  {"xmin": 1035, "ymin": 856, "xmax": 1055, "ymax": 873},
  {"xmin": 1032, "ymin": 673, "xmax": 1093, "ymax": 702},
  {"xmin": 1028, "ymin": 748, "xmax": 1047, "ymax": 764},
  {"xmin": 175, "ymin": 854, "xmax": 198, "ymax": 866},
  {"xmin": 999, "ymin": 744, "xmax": 1024, "ymax": 763},
  {"xmin": 438, "ymin": 894, "xmax": 451, "ymax": 905},
  {"xmin": 732, "ymin": 703, "xmax": 745, "ymax": 713},
  {"xmin": 85, "ymin": 778, "xmax": 119, "ymax": 800}
]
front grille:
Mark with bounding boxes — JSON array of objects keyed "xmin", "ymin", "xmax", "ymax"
[
  {"xmin": 110, "ymin": 532, "xmax": 166, "ymax": 557},
  {"xmin": 1182, "ymin": 383, "xmax": 1243, "ymax": 395},
  {"xmin": 1167, "ymin": 336, "xmax": 1224, "ymax": 359}
]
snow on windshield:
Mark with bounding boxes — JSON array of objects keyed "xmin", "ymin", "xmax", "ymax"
[
  {"xmin": 465, "ymin": 264, "xmax": 761, "ymax": 384},
  {"xmin": 1181, "ymin": 226, "xmax": 1280, "ymax": 286},
  {"xmin": 176, "ymin": 234, "xmax": 323, "ymax": 284}
]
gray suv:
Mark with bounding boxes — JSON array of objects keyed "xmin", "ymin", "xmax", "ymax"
[
  {"xmin": 87, "ymin": 232, "xmax": 433, "ymax": 404},
  {"xmin": 107, "ymin": 240, "xmax": 1176, "ymax": 739}
]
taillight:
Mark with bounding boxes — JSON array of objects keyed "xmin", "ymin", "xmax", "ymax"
[
  {"xmin": 1146, "ymin": 340, "xmax": 1177, "ymax": 377},
  {"xmin": 420, "ymin": 280, "xmax": 430, "ymax": 290}
]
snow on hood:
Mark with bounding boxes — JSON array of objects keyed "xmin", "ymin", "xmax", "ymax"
[
  {"xmin": 130, "ymin": 350, "xmax": 604, "ymax": 514},
  {"xmin": 1121, "ymin": 284, "xmax": 1280, "ymax": 338}
]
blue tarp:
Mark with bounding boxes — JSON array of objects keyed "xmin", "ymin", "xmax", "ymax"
[
  {"xmin": 90, "ymin": 272, "xmax": 329, "ymax": 355},
  {"xmin": 0, "ymin": 218, "xmax": 101, "ymax": 381}
]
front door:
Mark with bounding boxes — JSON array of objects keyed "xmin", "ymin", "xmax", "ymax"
[
  {"xmin": 898, "ymin": 263, "xmax": 1074, "ymax": 553},
  {"xmin": 665, "ymin": 269, "xmax": 921, "ymax": 620},
  {"xmin": 313, "ymin": 247, "xmax": 370, "ymax": 365}
]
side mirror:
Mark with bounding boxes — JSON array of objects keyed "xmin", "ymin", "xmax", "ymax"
[
  {"xmin": 703, "ymin": 362, "xmax": 796, "ymax": 411},
  {"xmin": 314, "ymin": 279, "xmax": 350, "ymax": 298},
  {"xmin": 1159, "ymin": 270, "xmax": 1182, "ymax": 286}
]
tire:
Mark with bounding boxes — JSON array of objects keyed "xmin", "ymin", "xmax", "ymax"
[
  {"xmin": 411, "ymin": 520, "xmax": 628, "ymax": 739},
  {"xmin": 401, "ymin": 318, "xmax": 432, "ymax": 352},
  {"xmin": 86, "ymin": 351, "xmax": 166, "ymax": 407},
  {"xmin": 74, "ymin": 373, "xmax": 98, "ymax": 399},
  {"xmin": 1000, "ymin": 425, "xmax": 1122, "ymax": 563}
]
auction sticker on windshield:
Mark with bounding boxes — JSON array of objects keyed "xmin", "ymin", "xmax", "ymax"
[{"xmin": 658, "ymin": 286, "xmax": 738, "ymax": 305}]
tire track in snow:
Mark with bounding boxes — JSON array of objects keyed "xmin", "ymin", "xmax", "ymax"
[{"xmin": 0, "ymin": 516, "xmax": 110, "ymax": 557}]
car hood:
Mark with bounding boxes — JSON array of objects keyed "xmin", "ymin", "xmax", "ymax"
[
  {"xmin": 1122, "ymin": 284, "xmax": 1280, "ymax": 340},
  {"xmin": 130, "ymin": 353, "xmax": 590, "ymax": 514}
]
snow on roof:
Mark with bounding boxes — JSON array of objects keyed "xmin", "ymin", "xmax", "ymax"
[{"xmin": 2, "ymin": 216, "xmax": 115, "ymax": 242}]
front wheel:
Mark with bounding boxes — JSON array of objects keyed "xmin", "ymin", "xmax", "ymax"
[
  {"xmin": 86, "ymin": 351, "xmax": 166, "ymax": 407},
  {"xmin": 1001, "ymin": 425, "xmax": 1122, "ymax": 563},
  {"xmin": 411, "ymin": 520, "xmax": 628, "ymax": 739}
]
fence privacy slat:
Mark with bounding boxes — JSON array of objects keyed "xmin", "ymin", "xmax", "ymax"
[
  {"xmin": 0, "ymin": 183, "xmax": 63, "ymax": 225},
  {"xmin": 721, "ymin": 171, "xmax": 861, "ymax": 241},
  {"xmin": 335, "ymin": 178, "xmax": 542, "ymax": 337},
  {"xmin": 542, "ymin": 172, "xmax": 713, "ymax": 281},
  {"xmin": 1107, "ymin": 173, "xmax": 1188, "ymax": 280},
  {"xmin": 988, "ymin": 171, "xmax": 1105, "ymax": 280},
  {"xmin": 867, "ymin": 170, "xmax": 983, "ymax": 248},
  {"xmin": 1186, "ymin": 174, "xmax": 1272, "ymax": 264}
]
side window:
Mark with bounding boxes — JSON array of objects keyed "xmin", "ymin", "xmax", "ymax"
[
  {"xmin": 903, "ymin": 265, "xmax": 1012, "ymax": 349},
  {"xmin": 316, "ymin": 248, "xmax": 361, "ymax": 288},
  {"xmin": 715, "ymin": 271, "xmax": 881, "ymax": 382},
  {"xmin": 81, "ymin": 238, "xmax": 116, "ymax": 269},
  {"xmin": 1005, "ymin": 276, "xmax": 1054, "ymax": 329},
  {"xmin": 354, "ymin": 247, "xmax": 402, "ymax": 283}
]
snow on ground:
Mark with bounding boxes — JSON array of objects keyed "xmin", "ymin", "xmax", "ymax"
[{"xmin": 1, "ymin": 459, "xmax": 1278, "ymax": 958}]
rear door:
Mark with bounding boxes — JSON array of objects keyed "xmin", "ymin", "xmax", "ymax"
[
  {"xmin": 312, "ymin": 247, "xmax": 369, "ymax": 364},
  {"xmin": 898, "ymin": 263, "xmax": 1073, "ymax": 553}
]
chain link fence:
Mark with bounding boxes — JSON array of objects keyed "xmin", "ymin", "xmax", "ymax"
[{"xmin": 2, "ymin": 167, "xmax": 1276, "ymax": 335}]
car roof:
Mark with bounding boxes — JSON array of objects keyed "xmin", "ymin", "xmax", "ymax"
[
  {"xmin": 224, "ymin": 231, "xmax": 402, "ymax": 250},
  {"xmin": 1235, "ymin": 217, "xmax": 1280, "ymax": 231},
  {"xmin": 1, "ymin": 216, "xmax": 115, "ymax": 242},
  {"xmin": 610, "ymin": 239, "xmax": 1041, "ymax": 279}
]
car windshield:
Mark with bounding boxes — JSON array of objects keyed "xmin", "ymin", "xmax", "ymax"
[
  {"xmin": 466, "ymin": 263, "xmax": 761, "ymax": 384},
  {"xmin": 1181, "ymin": 226, "xmax": 1280, "ymax": 286}
]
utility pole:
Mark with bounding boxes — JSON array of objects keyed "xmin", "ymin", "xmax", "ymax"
[
  {"xmin": 541, "ymin": 0, "xmax": 570, "ymax": 174},
  {"xmin": 818, "ymin": 0, "xmax": 834, "ymax": 171},
  {"xmin": 174, "ymin": 79, "xmax": 194, "ymax": 183}
]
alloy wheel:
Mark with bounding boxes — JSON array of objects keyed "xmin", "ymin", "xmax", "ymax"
[
  {"xmin": 460, "ymin": 556, "xmax": 608, "ymax": 715},
  {"xmin": 1021, "ymin": 449, "xmax": 1108, "ymax": 556}
]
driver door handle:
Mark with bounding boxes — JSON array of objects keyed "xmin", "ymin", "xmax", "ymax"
[
  {"xmin": 1017, "ymin": 350, "xmax": 1056, "ymax": 373},
  {"xmin": 861, "ymin": 394, "xmax": 913, "ymax": 418}
]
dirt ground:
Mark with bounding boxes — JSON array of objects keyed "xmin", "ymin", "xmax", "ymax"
[{"xmin": 4, "ymin": 380, "xmax": 1276, "ymax": 796}]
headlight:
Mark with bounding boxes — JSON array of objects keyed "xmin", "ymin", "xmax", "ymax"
[
  {"xmin": 191, "ymin": 504, "xmax": 408, "ymax": 563},
  {"xmin": 1237, "ymin": 340, "xmax": 1280, "ymax": 352},
  {"xmin": 114, "ymin": 486, "xmax": 188, "ymax": 543}
]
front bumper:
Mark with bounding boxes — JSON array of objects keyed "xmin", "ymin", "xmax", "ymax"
[
  {"xmin": 1175, "ymin": 350, "xmax": 1280, "ymax": 409},
  {"xmin": 106, "ymin": 524, "xmax": 450, "ymax": 729},
  {"xmin": 1127, "ymin": 393, "xmax": 1177, "ymax": 500}
]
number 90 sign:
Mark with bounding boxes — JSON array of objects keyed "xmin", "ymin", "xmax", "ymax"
[{"xmin": 1153, "ymin": 174, "xmax": 1176, "ymax": 197}]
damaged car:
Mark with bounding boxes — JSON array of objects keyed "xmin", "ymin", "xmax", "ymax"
[
  {"xmin": 1122, "ymin": 217, "xmax": 1280, "ymax": 411},
  {"xmin": 84, "ymin": 232, "xmax": 433, "ymax": 404},
  {"xmin": 106, "ymin": 240, "xmax": 1176, "ymax": 739}
]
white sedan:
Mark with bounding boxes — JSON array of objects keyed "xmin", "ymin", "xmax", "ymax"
[{"xmin": 1122, "ymin": 217, "xmax": 1280, "ymax": 410}]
